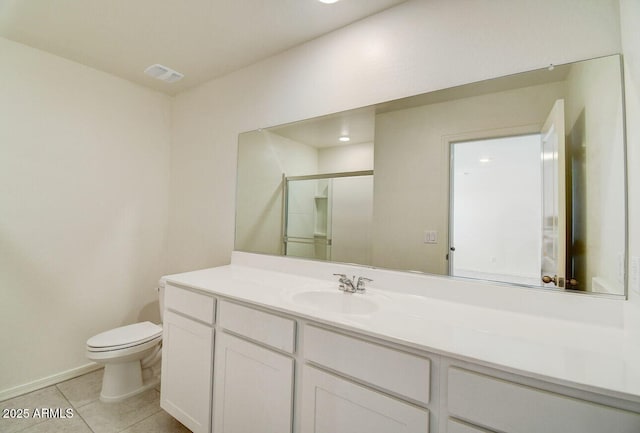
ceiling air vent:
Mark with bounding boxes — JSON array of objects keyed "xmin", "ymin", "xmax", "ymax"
[{"xmin": 144, "ymin": 64, "xmax": 184, "ymax": 83}]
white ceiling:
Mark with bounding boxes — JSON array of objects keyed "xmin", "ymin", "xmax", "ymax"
[{"xmin": 0, "ymin": 0, "xmax": 407, "ymax": 95}]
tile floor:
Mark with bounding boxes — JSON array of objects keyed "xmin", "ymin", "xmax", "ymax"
[{"xmin": 0, "ymin": 369, "xmax": 190, "ymax": 433}]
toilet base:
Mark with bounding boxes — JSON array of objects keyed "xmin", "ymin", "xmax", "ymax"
[{"xmin": 99, "ymin": 361, "xmax": 159, "ymax": 403}]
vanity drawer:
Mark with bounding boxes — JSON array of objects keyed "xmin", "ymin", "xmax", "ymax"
[
  {"xmin": 164, "ymin": 284, "xmax": 215, "ymax": 325},
  {"xmin": 447, "ymin": 367, "xmax": 640, "ymax": 433},
  {"xmin": 218, "ymin": 300, "xmax": 296, "ymax": 353},
  {"xmin": 303, "ymin": 325, "xmax": 430, "ymax": 405}
]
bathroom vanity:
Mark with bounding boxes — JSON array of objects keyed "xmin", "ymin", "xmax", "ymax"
[{"xmin": 160, "ymin": 252, "xmax": 640, "ymax": 433}]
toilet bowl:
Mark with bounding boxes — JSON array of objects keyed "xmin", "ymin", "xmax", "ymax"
[{"xmin": 86, "ymin": 281, "xmax": 165, "ymax": 402}]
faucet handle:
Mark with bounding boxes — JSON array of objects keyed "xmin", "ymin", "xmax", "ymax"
[
  {"xmin": 356, "ymin": 277, "xmax": 373, "ymax": 292},
  {"xmin": 333, "ymin": 273, "xmax": 347, "ymax": 291}
]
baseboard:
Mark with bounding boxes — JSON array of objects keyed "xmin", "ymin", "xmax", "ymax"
[{"xmin": 0, "ymin": 363, "xmax": 102, "ymax": 402}]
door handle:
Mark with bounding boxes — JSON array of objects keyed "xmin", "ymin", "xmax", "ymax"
[
  {"xmin": 542, "ymin": 275, "xmax": 567, "ymax": 288},
  {"xmin": 542, "ymin": 275, "xmax": 557, "ymax": 284}
]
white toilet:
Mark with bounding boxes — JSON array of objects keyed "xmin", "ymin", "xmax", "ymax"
[{"xmin": 86, "ymin": 280, "xmax": 165, "ymax": 402}]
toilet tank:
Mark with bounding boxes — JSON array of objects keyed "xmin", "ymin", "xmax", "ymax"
[{"xmin": 158, "ymin": 278, "xmax": 166, "ymax": 322}]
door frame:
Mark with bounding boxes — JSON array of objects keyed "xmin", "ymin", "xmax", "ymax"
[{"xmin": 443, "ymin": 124, "xmax": 541, "ymax": 277}]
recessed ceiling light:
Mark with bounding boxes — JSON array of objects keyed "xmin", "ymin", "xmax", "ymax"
[
  {"xmin": 339, "ymin": 136, "xmax": 350, "ymax": 142},
  {"xmin": 479, "ymin": 157, "xmax": 491, "ymax": 163},
  {"xmin": 318, "ymin": 0, "xmax": 340, "ymax": 4}
]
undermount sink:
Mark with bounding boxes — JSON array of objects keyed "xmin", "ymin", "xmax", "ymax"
[{"xmin": 291, "ymin": 290, "xmax": 378, "ymax": 315}]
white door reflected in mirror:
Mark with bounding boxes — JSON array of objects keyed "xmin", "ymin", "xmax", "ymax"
[{"xmin": 450, "ymin": 133, "xmax": 542, "ymax": 287}]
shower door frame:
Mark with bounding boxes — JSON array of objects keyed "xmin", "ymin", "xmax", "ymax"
[{"xmin": 282, "ymin": 170, "xmax": 374, "ymax": 257}]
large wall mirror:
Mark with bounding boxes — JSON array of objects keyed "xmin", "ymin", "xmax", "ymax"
[{"xmin": 236, "ymin": 54, "xmax": 627, "ymax": 297}]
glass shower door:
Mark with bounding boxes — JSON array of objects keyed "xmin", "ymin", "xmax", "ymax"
[
  {"xmin": 283, "ymin": 178, "xmax": 332, "ymax": 260},
  {"xmin": 283, "ymin": 171, "xmax": 374, "ymax": 264}
]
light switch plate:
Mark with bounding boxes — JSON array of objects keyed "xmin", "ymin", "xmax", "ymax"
[{"xmin": 423, "ymin": 230, "xmax": 438, "ymax": 244}]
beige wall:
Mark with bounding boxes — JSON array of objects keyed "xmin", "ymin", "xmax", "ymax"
[
  {"xmin": 236, "ymin": 130, "xmax": 317, "ymax": 255},
  {"xmin": 330, "ymin": 175, "xmax": 374, "ymax": 265},
  {"xmin": 0, "ymin": 38, "xmax": 171, "ymax": 396},
  {"xmin": 168, "ymin": 0, "xmax": 621, "ymax": 274},
  {"xmin": 318, "ymin": 142, "xmax": 374, "ymax": 173}
]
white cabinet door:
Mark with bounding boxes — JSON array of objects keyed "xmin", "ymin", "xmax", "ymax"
[
  {"xmin": 301, "ymin": 366, "xmax": 429, "ymax": 433},
  {"xmin": 160, "ymin": 310, "xmax": 213, "ymax": 433},
  {"xmin": 447, "ymin": 367, "xmax": 640, "ymax": 433},
  {"xmin": 213, "ymin": 332, "xmax": 294, "ymax": 433}
]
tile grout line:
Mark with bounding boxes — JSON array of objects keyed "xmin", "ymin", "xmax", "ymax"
[
  {"xmin": 3, "ymin": 372, "xmax": 172, "ymax": 433},
  {"xmin": 114, "ymin": 389, "xmax": 164, "ymax": 433},
  {"xmin": 2, "ymin": 386, "xmax": 58, "ymax": 433},
  {"xmin": 55, "ymin": 383, "xmax": 96, "ymax": 433}
]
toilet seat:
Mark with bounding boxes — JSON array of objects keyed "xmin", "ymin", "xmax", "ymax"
[
  {"xmin": 87, "ymin": 322, "xmax": 162, "ymax": 352},
  {"xmin": 86, "ymin": 282, "xmax": 165, "ymax": 403}
]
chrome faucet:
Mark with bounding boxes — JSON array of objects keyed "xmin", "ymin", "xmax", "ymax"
[
  {"xmin": 333, "ymin": 274, "xmax": 357, "ymax": 293},
  {"xmin": 356, "ymin": 276, "xmax": 373, "ymax": 292},
  {"xmin": 333, "ymin": 274, "xmax": 372, "ymax": 293}
]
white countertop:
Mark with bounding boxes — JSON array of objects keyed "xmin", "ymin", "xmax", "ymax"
[{"xmin": 164, "ymin": 256, "xmax": 640, "ymax": 404}]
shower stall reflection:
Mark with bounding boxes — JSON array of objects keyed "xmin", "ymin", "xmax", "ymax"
[{"xmin": 283, "ymin": 171, "xmax": 373, "ymax": 265}]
